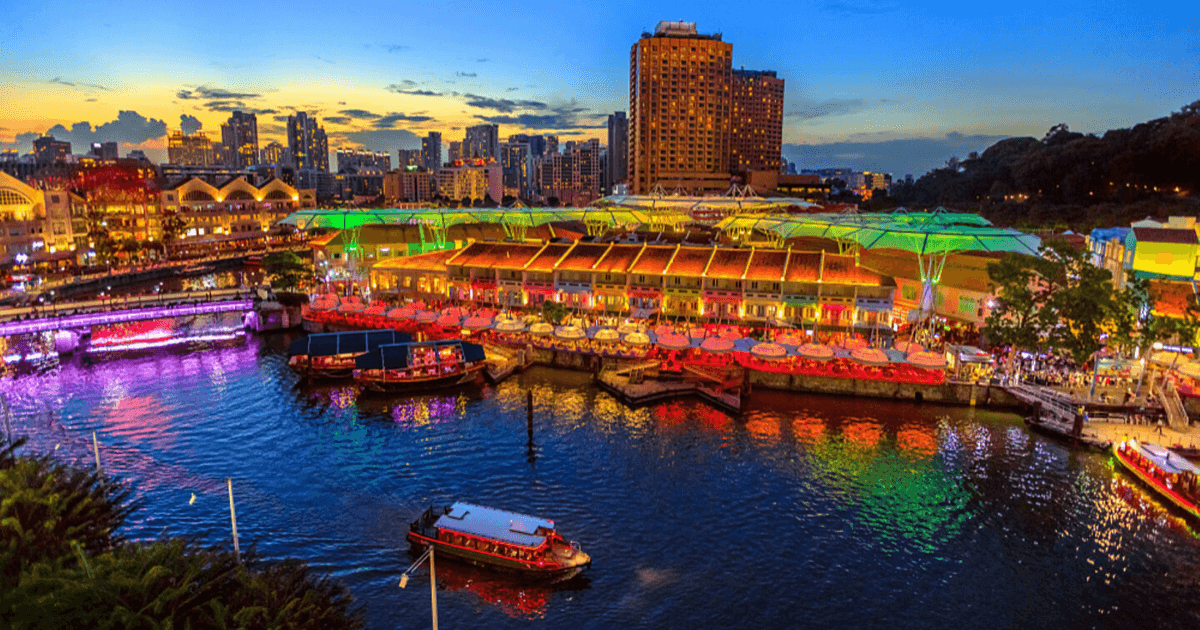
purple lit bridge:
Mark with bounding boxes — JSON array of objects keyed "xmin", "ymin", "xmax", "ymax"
[{"xmin": 0, "ymin": 299, "xmax": 255, "ymax": 337}]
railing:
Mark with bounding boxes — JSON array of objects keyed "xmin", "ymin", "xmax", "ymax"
[
  {"xmin": 0, "ymin": 298, "xmax": 254, "ymax": 336},
  {"xmin": 1156, "ymin": 381, "xmax": 1189, "ymax": 427}
]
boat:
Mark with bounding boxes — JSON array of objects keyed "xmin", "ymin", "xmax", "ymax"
[
  {"xmin": 288, "ymin": 329, "xmax": 411, "ymax": 378},
  {"xmin": 408, "ymin": 502, "xmax": 591, "ymax": 580},
  {"xmin": 1023, "ymin": 414, "xmax": 1112, "ymax": 450},
  {"xmin": 1113, "ymin": 439, "xmax": 1200, "ymax": 521},
  {"xmin": 354, "ymin": 339, "xmax": 487, "ymax": 392}
]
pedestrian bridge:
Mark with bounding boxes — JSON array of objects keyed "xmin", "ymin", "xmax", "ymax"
[{"xmin": 0, "ymin": 291, "xmax": 255, "ymax": 337}]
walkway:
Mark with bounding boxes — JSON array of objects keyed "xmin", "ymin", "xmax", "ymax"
[{"xmin": 0, "ymin": 291, "xmax": 254, "ymax": 336}]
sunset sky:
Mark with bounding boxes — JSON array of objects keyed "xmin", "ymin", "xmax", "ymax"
[{"xmin": 1, "ymin": 0, "xmax": 1194, "ymax": 177}]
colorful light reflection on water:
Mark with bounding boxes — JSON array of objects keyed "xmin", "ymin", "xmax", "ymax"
[{"xmin": 2, "ymin": 338, "xmax": 1200, "ymax": 629}]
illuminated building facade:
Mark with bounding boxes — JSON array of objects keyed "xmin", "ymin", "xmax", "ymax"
[
  {"xmin": 167, "ymin": 131, "xmax": 219, "ymax": 166},
  {"xmin": 33, "ymin": 136, "xmax": 72, "ymax": 166},
  {"xmin": 287, "ymin": 112, "xmax": 329, "ymax": 171},
  {"xmin": 421, "ymin": 132, "xmax": 442, "ymax": 170},
  {"xmin": 607, "ymin": 111, "xmax": 629, "ymax": 193},
  {"xmin": 730, "ymin": 69, "xmax": 784, "ymax": 174},
  {"xmin": 0, "ymin": 171, "xmax": 85, "ymax": 265},
  {"xmin": 435, "ymin": 160, "xmax": 503, "ymax": 204},
  {"xmin": 382, "ymin": 169, "xmax": 437, "ymax": 203},
  {"xmin": 161, "ymin": 177, "xmax": 309, "ymax": 249},
  {"xmin": 397, "ymin": 149, "xmax": 422, "ymax": 169},
  {"xmin": 464, "ymin": 123, "xmax": 499, "ymax": 160},
  {"xmin": 373, "ymin": 240, "xmax": 896, "ymax": 329},
  {"xmin": 221, "ymin": 111, "xmax": 259, "ymax": 168},
  {"xmin": 629, "ymin": 21, "xmax": 733, "ymax": 194}
]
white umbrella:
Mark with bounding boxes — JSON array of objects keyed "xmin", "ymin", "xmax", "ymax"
[
  {"xmin": 530, "ymin": 322, "xmax": 554, "ymax": 336},
  {"xmin": 555, "ymin": 325, "xmax": 586, "ymax": 340},
  {"xmin": 624, "ymin": 331, "xmax": 650, "ymax": 346},
  {"xmin": 593, "ymin": 328, "xmax": 620, "ymax": 342},
  {"xmin": 495, "ymin": 320, "xmax": 526, "ymax": 332},
  {"xmin": 751, "ymin": 342, "xmax": 787, "ymax": 360}
]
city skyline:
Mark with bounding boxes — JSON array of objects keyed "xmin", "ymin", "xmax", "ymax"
[{"xmin": 1, "ymin": 0, "xmax": 1193, "ymax": 177}]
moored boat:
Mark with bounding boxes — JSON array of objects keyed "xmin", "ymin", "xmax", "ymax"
[
  {"xmin": 408, "ymin": 502, "xmax": 591, "ymax": 580},
  {"xmin": 288, "ymin": 329, "xmax": 411, "ymax": 378},
  {"xmin": 354, "ymin": 339, "xmax": 487, "ymax": 392},
  {"xmin": 1023, "ymin": 414, "xmax": 1112, "ymax": 450},
  {"xmin": 1113, "ymin": 439, "xmax": 1200, "ymax": 521}
]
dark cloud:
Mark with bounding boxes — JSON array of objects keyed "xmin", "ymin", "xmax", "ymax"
[
  {"xmin": 475, "ymin": 113, "xmax": 606, "ymax": 130},
  {"xmin": 0, "ymin": 111, "xmax": 169, "ymax": 152},
  {"xmin": 180, "ymin": 114, "xmax": 203, "ymax": 134},
  {"xmin": 506, "ymin": 87, "xmax": 519, "ymax": 91},
  {"xmin": 338, "ymin": 109, "xmax": 380, "ymax": 119},
  {"xmin": 204, "ymin": 100, "xmax": 276, "ymax": 115},
  {"xmin": 476, "ymin": 58, "xmax": 488, "ymax": 63},
  {"xmin": 375, "ymin": 112, "xmax": 434, "ymax": 127},
  {"xmin": 785, "ymin": 98, "xmax": 874, "ymax": 121},
  {"xmin": 177, "ymin": 85, "xmax": 262, "ymax": 100},
  {"xmin": 820, "ymin": 1, "xmax": 899, "ymax": 14},
  {"xmin": 49, "ymin": 76, "xmax": 108, "ymax": 91},
  {"xmin": 324, "ymin": 116, "xmax": 352, "ymax": 125},
  {"xmin": 388, "ymin": 45, "xmax": 410, "ymax": 53},
  {"xmin": 336, "ymin": 128, "xmax": 421, "ymax": 152},
  {"xmin": 782, "ymin": 132, "xmax": 1010, "ymax": 179},
  {"xmin": 272, "ymin": 114, "xmax": 292, "ymax": 123},
  {"xmin": 461, "ymin": 93, "xmax": 547, "ymax": 113},
  {"xmin": 454, "ymin": 71, "xmax": 477, "ymax": 78},
  {"xmin": 385, "ymin": 84, "xmax": 443, "ymax": 96}
]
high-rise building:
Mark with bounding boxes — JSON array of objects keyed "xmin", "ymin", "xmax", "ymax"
[
  {"xmin": 448, "ymin": 141, "xmax": 463, "ymax": 163},
  {"xmin": 606, "ymin": 111, "xmax": 628, "ymax": 193},
  {"xmin": 336, "ymin": 148, "xmax": 391, "ymax": 172},
  {"xmin": 260, "ymin": 141, "xmax": 290, "ymax": 166},
  {"xmin": 421, "ymin": 132, "xmax": 442, "ymax": 170},
  {"xmin": 545, "ymin": 135, "xmax": 559, "ymax": 155},
  {"xmin": 287, "ymin": 112, "xmax": 329, "ymax": 171},
  {"xmin": 397, "ymin": 149, "xmax": 422, "ymax": 169},
  {"xmin": 464, "ymin": 124, "xmax": 499, "ymax": 160},
  {"xmin": 167, "ymin": 131, "xmax": 217, "ymax": 166},
  {"xmin": 383, "ymin": 169, "xmax": 436, "ymax": 203},
  {"xmin": 499, "ymin": 142, "xmax": 532, "ymax": 199},
  {"xmin": 221, "ymin": 111, "xmax": 259, "ymax": 168},
  {"xmin": 90, "ymin": 141, "xmax": 119, "ymax": 161},
  {"xmin": 435, "ymin": 161, "xmax": 503, "ymax": 205},
  {"xmin": 33, "ymin": 135, "xmax": 71, "ymax": 165},
  {"xmin": 574, "ymin": 138, "xmax": 602, "ymax": 203},
  {"xmin": 730, "ymin": 69, "xmax": 784, "ymax": 174},
  {"xmin": 629, "ymin": 21, "xmax": 733, "ymax": 194},
  {"xmin": 511, "ymin": 134, "xmax": 547, "ymax": 158}
]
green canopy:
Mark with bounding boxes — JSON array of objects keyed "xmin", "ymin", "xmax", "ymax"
[{"xmin": 279, "ymin": 207, "xmax": 691, "ymax": 232}]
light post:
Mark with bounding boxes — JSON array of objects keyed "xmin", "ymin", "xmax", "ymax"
[{"xmin": 399, "ymin": 546, "xmax": 438, "ymax": 630}]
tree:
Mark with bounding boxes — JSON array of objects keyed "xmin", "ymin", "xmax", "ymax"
[
  {"xmin": 541, "ymin": 299, "xmax": 567, "ymax": 324},
  {"xmin": 1039, "ymin": 240, "xmax": 1118, "ymax": 366},
  {"xmin": 985, "ymin": 252, "xmax": 1053, "ymax": 354},
  {"xmin": 160, "ymin": 210, "xmax": 188, "ymax": 256},
  {"xmin": 263, "ymin": 250, "xmax": 309, "ymax": 293}
]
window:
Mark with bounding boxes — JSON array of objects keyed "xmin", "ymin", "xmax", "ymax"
[
  {"xmin": 959, "ymin": 297, "xmax": 976, "ymax": 314},
  {"xmin": 901, "ymin": 285, "xmax": 917, "ymax": 301}
]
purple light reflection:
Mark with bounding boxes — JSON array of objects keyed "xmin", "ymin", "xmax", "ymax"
[{"xmin": 0, "ymin": 300, "xmax": 253, "ymax": 336}]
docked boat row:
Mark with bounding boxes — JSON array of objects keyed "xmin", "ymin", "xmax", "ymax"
[
  {"xmin": 1113, "ymin": 439, "xmax": 1200, "ymax": 521},
  {"xmin": 289, "ymin": 328, "xmax": 488, "ymax": 391},
  {"xmin": 288, "ymin": 329, "xmax": 412, "ymax": 379}
]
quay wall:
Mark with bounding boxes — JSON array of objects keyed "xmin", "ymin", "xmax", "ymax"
[{"xmin": 746, "ymin": 369, "xmax": 1024, "ymax": 409}]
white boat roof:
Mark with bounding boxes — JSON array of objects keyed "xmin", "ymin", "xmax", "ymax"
[
  {"xmin": 433, "ymin": 502, "xmax": 556, "ymax": 548},
  {"xmin": 1132, "ymin": 441, "xmax": 1200, "ymax": 475}
]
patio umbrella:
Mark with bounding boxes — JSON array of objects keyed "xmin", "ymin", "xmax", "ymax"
[
  {"xmin": 688, "ymin": 328, "xmax": 707, "ymax": 339},
  {"xmin": 476, "ymin": 308, "xmax": 495, "ymax": 319},
  {"xmin": 437, "ymin": 314, "xmax": 462, "ymax": 327},
  {"xmin": 776, "ymin": 333, "xmax": 805, "ymax": 346},
  {"xmin": 364, "ymin": 305, "xmax": 387, "ymax": 316},
  {"xmin": 718, "ymin": 329, "xmax": 741, "ymax": 341},
  {"xmin": 624, "ymin": 331, "xmax": 651, "ymax": 346},
  {"xmin": 593, "ymin": 328, "xmax": 621, "ymax": 342},
  {"xmin": 337, "ymin": 303, "xmax": 364, "ymax": 313},
  {"xmin": 657, "ymin": 333, "xmax": 690, "ymax": 350},
  {"xmin": 310, "ymin": 301, "xmax": 335, "ymax": 311},
  {"xmin": 751, "ymin": 342, "xmax": 787, "ymax": 360},
  {"xmin": 409, "ymin": 301, "xmax": 426, "ymax": 310},
  {"xmin": 443, "ymin": 306, "xmax": 466, "ymax": 318},
  {"xmin": 529, "ymin": 322, "xmax": 554, "ymax": 336},
  {"xmin": 842, "ymin": 337, "xmax": 868, "ymax": 351},
  {"xmin": 653, "ymin": 325, "xmax": 675, "ymax": 336},
  {"xmin": 907, "ymin": 351, "xmax": 946, "ymax": 369},
  {"xmin": 851, "ymin": 347, "xmax": 890, "ymax": 366},
  {"xmin": 462, "ymin": 316, "xmax": 493, "ymax": 330},
  {"xmin": 388, "ymin": 307, "xmax": 416, "ymax": 320},
  {"xmin": 617, "ymin": 322, "xmax": 640, "ymax": 335},
  {"xmin": 416, "ymin": 311, "xmax": 439, "ymax": 323},
  {"xmin": 893, "ymin": 340, "xmax": 924, "ymax": 354},
  {"xmin": 555, "ymin": 325, "xmax": 586, "ymax": 340},
  {"xmin": 495, "ymin": 320, "xmax": 526, "ymax": 332},
  {"xmin": 797, "ymin": 343, "xmax": 835, "ymax": 361},
  {"xmin": 701, "ymin": 338, "xmax": 734, "ymax": 354}
]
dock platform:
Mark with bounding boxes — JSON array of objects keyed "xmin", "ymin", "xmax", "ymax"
[{"xmin": 597, "ymin": 370, "xmax": 742, "ymax": 415}]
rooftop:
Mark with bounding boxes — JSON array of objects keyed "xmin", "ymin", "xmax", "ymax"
[{"xmin": 433, "ymin": 502, "xmax": 556, "ymax": 549}]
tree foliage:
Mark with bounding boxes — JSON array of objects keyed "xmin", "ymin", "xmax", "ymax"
[{"xmin": 263, "ymin": 250, "xmax": 309, "ymax": 293}]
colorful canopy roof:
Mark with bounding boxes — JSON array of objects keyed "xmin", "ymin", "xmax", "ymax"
[{"xmin": 279, "ymin": 207, "xmax": 691, "ymax": 232}]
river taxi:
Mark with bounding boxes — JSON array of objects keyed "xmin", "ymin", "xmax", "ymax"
[
  {"xmin": 288, "ymin": 329, "xmax": 411, "ymax": 379},
  {"xmin": 1113, "ymin": 438, "xmax": 1200, "ymax": 521},
  {"xmin": 408, "ymin": 502, "xmax": 591, "ymax": 580},
  {"xmin": 354, "ymin": 340, "xmax": 487, "ymax": 392}
]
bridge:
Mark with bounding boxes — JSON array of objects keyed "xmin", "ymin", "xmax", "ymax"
[{"xmin": 0, "ymin": 289, "xmax": 255, "ymax": 337}]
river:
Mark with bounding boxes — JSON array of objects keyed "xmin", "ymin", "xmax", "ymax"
[{"xmin": 3, "ymin": 334, "xmax": 1199, "ymax": 629}]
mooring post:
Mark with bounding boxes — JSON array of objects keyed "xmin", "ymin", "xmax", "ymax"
[
  {"xmin": 92, "ymin": 431, "xmax": 102, "ymax": 474},
  {"xmin": 227, "ymin": 478, "xmax": 241, "ymax": 563},
  {"xmin": 526, "ymin": 389, "xmax": 534, "ymax": 443},
  {"xmin": 1, "ymin": 394, "xmax": 11, "ymax": 441}
]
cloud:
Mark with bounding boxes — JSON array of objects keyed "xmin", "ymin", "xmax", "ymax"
[
  {"xmin": 324, "ymin": 116, "xmax": 351, "ymax": 125},
  {"xmin": 461, "ymin": 93, "xmax": 548, "ymax": 113},
  {"xmin": 785, "ymin": 98, "xmax": 875, "ymax": 121},
  {"xmin": 476, "ymin": 58, "xmax": 488, "ymax": 63},
  {"xmin": 177, "ymin": 85, "xmax": 262, "ymax": 100},
  {"xmin": 387, "ymin": 44, "xmax": 410, "ymax": 53},
  {"xmin": 85, "ymin": 98, "xmax": 97, "ymax": 102},
  {"xmin": 385, "ymin": 84, "xmax": 443, "ymax": 96},
  {"xmin": 472, "ymin": 101, "xmax": 604, "ymax": 130},
  {"xmin": 180, "ymin": 114, "xmax": 202, "ymax": 134},
  {"xmin": 819, "ymin": 1, "xmax": 899, "ymax": 14},
  {"xmin": 313, "ymin": 54, "xmax": 335, "ymax": 65},
  {"xmin": 338, "ymin": 109, "xmax": 380, "ymax": 119},
  {"xmin": 782, "ymin": 132, "xmax": 1010, "ymax": 178},
  {"xmin": 0, "ymin": 111, "xmax": 169, "ymax": 152},
  {"xmin": 506, "ymin": 87, "xmax": 520, "ymax": 91},
  {"xmin": 49, "ymin": 76, "xmax": 108, "ymax": 91},
  {"xmin": 375, "ymin": 112, "xmax": 434, "ymax": 127},
  {"xmin": 203, "ymin": 100, "xmax": 276, "ymax": 115},
  {"xmin": 336, "ymin": 128, "xmax": 421, "ymax": 152},
  {"xmin": 454, "ymin": 71, "xmax": 477, "ymax": 78}
]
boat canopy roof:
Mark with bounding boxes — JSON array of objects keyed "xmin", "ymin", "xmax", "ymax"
[
  {"xmin": 354, "ymin": 339, "xmax": 487, "ymax": 370},
  {"xmin": 1133, "ymin": 441, "xmax": 1200, "ymax": 475},
  {"xmin": 433, "ymin": 502, "xmax": 556, "ymax": 548},
  {"xmin": 288, "ymin": 329, "xmax": 411, "ymax": 357}
]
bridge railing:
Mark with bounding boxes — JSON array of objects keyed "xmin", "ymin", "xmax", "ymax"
[{"xmin": 0, "ymin": 299, "xmax": 255, "ymax": 337}]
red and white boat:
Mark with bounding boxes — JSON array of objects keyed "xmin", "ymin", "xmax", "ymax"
[{"xmin": 1113, "ymin": 439, "xmax": 1200, "ymax": 521}]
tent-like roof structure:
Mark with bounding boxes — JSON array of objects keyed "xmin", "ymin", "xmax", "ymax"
[
  {"xmin": 279, "ymin": 207, "xmax": 691, "ymax": 233},
  {"xmin": 598, "ymin": 193, "xmax": 821, "ymax": 214}
]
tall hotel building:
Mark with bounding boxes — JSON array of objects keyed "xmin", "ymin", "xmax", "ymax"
[
  {"xmin": 730, "ymin": 69, "xmax": 785, "ymax": 173},
  {"xmin": 629, "ymin": 21, "xmax": 733, "ymax": 194}
]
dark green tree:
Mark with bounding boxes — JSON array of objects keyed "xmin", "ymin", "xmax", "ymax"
[
  {"xmin": 263, "ymin": 250, "xmax": 309, "ymax": 293},
  {"xmin": 1039, "ymin": 240, "xmax": 1118, "ymax": 366}
]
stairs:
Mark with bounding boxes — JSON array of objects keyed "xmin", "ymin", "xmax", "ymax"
[{"xmin": 1156, "ymin": 380, "xmax": 1189, "ymax": 427}]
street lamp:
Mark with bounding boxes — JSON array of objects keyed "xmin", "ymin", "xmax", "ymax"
[{"xmin": 398, "ymin": 546, "xmax": 438, "ymax": 630}]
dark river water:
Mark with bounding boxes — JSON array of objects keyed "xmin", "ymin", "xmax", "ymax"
[{"xmin": 3, "ymin": 334, "xmax": 1200, "ymax": 630}]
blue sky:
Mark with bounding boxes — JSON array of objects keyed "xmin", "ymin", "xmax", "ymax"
[{"xmin": 1, "ymin": 0, "xmax": 1195, "ymax": 176}]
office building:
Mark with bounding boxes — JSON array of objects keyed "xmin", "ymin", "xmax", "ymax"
[
  {"xmin": 383, "ymin": 169, "xmax": 437, "ymax": 203},
  {"xmin": 436, "ymin": 160, "xmax": 503, "ymax": 205},
  {"xmin": 730, "ymin": 69, "xmax": 784, "ymax": 174},
  {"xmin": 545, "ymin": 135, "xmax": 559, "ymax": 155},
  {"xmin": 464, "ymin": 124, "xmax": 499, "ymax": 160},
  {"xmin": 90, "ymin": 141, "xmax": 119, "ymax": 161},
  {"xmin": 168, "ymin": 131, "xmax": 218, "ymax": 166},
  {"xmin": 448, "ymin": 141, "xmax": 463, "ymax": 163},
  {"xmin": 221, "ymin": 111, "xmax": 259, "ymax": 168},
  {"xmin": 499, "ymin": 142, "xmax": 532, "ymax": 199},
  {"xmin": 33, "ymin": 135, "xmax": 72, "ymax": 166},
  {"xmin": 421, "ymin": 132, "xmax": 443, "ymax": 170},
  {"xmin": 629, "ymin": 21, "xmax": 734, "ymax": 194},
  {"xmin": 397, "ymin": 149, "xmax": 422, "ymax": 169},
  {"xmin": 336, "ymin": 148, "xmax": 391, "ymax": 172},
  {"xmin": 260, "ymin": 141, "xmax": 290, "ymax": 166},
  {"xmin": 288, "ymin": 112, "xmax": 330, "ymax": 171},
  {"xmin": 509, "ymin": 134, "xmax": 546, "ymax": 158},
  {"xmin": 607, "ymin": 111, "xmax": 629, "ymax": 193}
]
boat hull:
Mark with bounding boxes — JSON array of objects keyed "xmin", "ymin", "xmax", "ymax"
[
  {"xmin": 407, "ymin": 532, "xmax": 586, "ymax": 581},
  {"xmin": 1113, "ymin": 446, "xmax": 1200, "ymax": 521},
  {"xmin": 358, "ymin": 364, "xmax": 485, "ymax": 392}
]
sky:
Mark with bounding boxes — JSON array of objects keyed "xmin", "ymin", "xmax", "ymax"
[{"xmin": 1, "ymin": 0, "xmax": 1196, "ymax": 177}]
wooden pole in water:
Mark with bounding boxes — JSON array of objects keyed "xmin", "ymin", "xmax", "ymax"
[
  {"xmin": 526, "ymin": 389, "xmax": 534, "ymax": 444},
  {"xmin": 429, "ymin": 547, "xmax": 439, "ymax": 630},
  {"xmin": 92, "ymin": 431, "xmax": 102, "ymax": 474},
  {"xmin": 227, "ymin": 478, "xmax": 241, "ymax": 563},
  {"xmin": 2, "ymin": 394, "xmax": 11, "ymax": 441}
]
